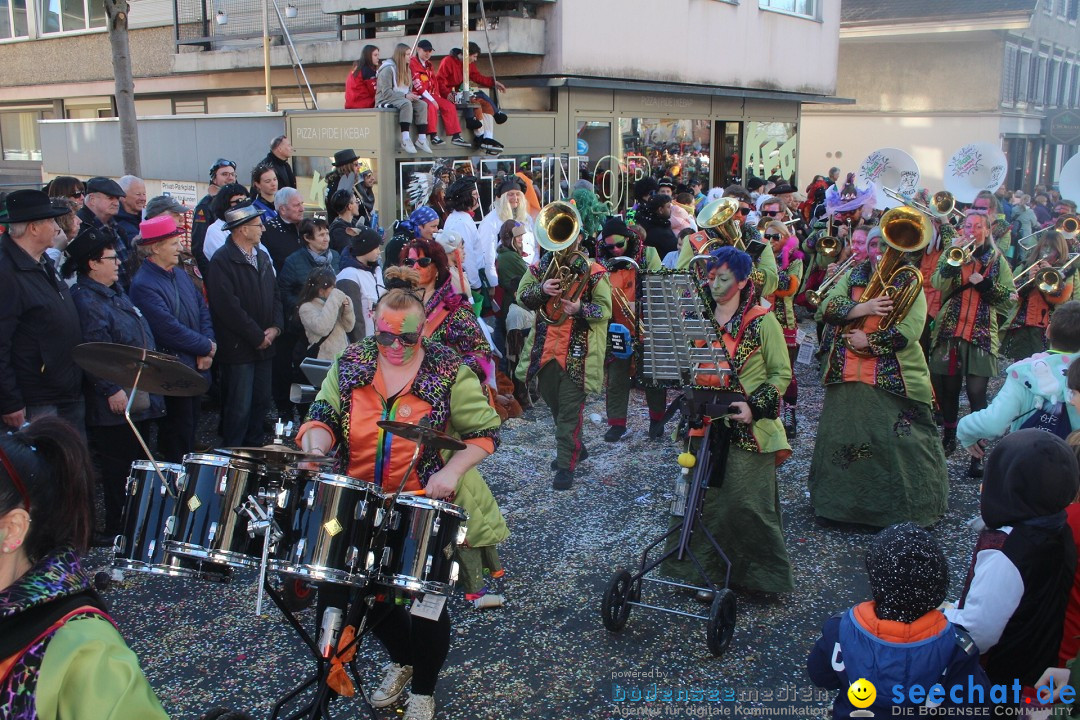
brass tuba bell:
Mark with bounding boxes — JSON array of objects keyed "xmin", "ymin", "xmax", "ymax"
[
  {"xmin": 535, "ymin": 201, "xmax": 588, "ymax": 326},
  {"xmin": 695, "ymin": 197, "xmax": 743, "ymax": 252}
]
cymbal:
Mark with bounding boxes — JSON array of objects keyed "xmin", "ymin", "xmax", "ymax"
[
  {"xmin": 222, "ymin": 445, "xmax": 333, "ymax": 465},
  {"xmin": 72, "ymin": 342, "xmax": 209, "ymax": 398},
  {"xmin": 376, "ymin": 420, "xmax": 467, "ymax": 452}
]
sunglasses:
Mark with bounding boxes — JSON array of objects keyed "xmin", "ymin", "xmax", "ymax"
[
  {"xmin": 605, "ymin": 239, "xmax": 626, "ymax": 249},
  {"xmin": 375, "ymin": 331, "xmax": 421, "ymax": 347},
  {"xmin": 762, "ymin": 210, "xmax": 782, "ymax": 217},
  {"xmin": 69, "ymin": 191, "xmax": 84, "ymax": 199},
  {"xmin": 404, "ymin": 257, "xmax": 434, "ymax": 268},
  {"xmin": 737, "ymin": 207, "xmax": 751, "ymax": 216},
  {"xmin": 763, "ymin": 233, "xmax": 783, "ymax": 241}
]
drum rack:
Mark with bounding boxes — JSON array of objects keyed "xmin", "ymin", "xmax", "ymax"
[{"xmin": 599, "ymin": 269, "xmax": 739, "ymax": 657}]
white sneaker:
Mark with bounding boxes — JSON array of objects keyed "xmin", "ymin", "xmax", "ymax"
[
  {"xmin": 415, "ymin": 136, "xmax": 433, "ymax": 154},
  {"xmin": 370, "ymin": 662, "xmax": 413, "ymax": 708},
  {"xmin": 401, "ymin": 137, "xmax": 417, "ymax": 154},
  {"xmin": 404, "ymin": 693, "xmax": 436, "ymax": 720}
]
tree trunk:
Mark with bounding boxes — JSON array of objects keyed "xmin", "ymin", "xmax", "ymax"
[{"xmin": 104, "ymin": 0, "xmax": 140, "ymax": 176}]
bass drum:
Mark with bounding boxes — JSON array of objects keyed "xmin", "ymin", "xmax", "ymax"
[
  {"xmin": 166, "ymin": 453, "xmax": 264, "ymax": 569},
  {"xmin": 269, "ymin": 472, "xmax": 386, "ymax": 587},
  {"xmin": 375, "ymin": 495, "xmax": 468, "ymax": 596}
]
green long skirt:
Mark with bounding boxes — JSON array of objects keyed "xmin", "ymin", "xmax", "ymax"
[
  {"xmin": 1000, "ymin": 325, "xmax": 1047, "ymax": 361},
  {"xmin": 808, "ymin": 382, "xmax": 949, "ymax": 528},
  {"xmin": 664, "ymin": 447, "xmax": 794, "ymax": 594}
]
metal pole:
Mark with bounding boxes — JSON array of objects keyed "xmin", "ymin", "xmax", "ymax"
[
  {"xmin": 461, "ymin": 0, "xmax": 469, "ymax": 94},
  {"xmin": 263, "ymin": 0, "xmax": 272, "ymax": 111}
]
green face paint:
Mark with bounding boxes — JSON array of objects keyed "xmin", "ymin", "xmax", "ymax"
[
  {"xmin": 375, "ymin": 308, "xmax": 424, "ymax": 365},
  {"xmin": 708, "ymin": 265, "xmax": 740, "ymax": 303}
]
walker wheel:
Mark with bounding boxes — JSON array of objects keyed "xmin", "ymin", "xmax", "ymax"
[
  {"xmin": 706, "ymin": 588, "xmax": 737, "ymax": 657},
  {"xmin": 278, "ymin": 577, "xmax": 315, "ymax": 612},
  {"xmin": 601, "ymin": 569, "xmax": 634, "ymax": 632}
]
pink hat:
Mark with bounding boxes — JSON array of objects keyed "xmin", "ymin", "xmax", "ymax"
[{"xmin": 137, "ymin": 214, "xmax": 182, "ymax": 245}]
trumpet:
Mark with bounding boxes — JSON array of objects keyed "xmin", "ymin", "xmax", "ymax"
[
  {"xmin": 945, "ymin": 238, "xmax": 978, "ymax": 267},
  {"xmin": 806, "ymin": 254, "xmax": 858, "ymax": 306},
  {"xmin": 1015, "ymin": 215, "xmax": 1080, "ymax": 252}
]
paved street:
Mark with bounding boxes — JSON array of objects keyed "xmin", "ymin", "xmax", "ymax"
[{"xmin": 86, "ymin": 321, "xmax": 989, "ymax": 719}]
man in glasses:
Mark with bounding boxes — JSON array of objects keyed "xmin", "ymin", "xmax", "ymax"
[
  {"xmin": 205, "ymin": 202, "xmax": 283, "ymax": 447},
  {"xmin": 192, "ymin": 158, "xmax": 238, "ymax": 277},
  {"xmin": 596, "ymin": 218, "xmax": 667, "ymax": 442}
]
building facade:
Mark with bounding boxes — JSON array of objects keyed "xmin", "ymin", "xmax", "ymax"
[
  {"xmin": 4, "ymin": 0, "xmax": 841, "ymax": 206},
  {"xmin": 799, "ymin": 0, "xmax": 1080, "ymax": 195}
]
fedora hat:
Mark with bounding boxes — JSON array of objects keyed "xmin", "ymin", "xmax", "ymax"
[
  {"xmin": 223, "ymin": 202, "xmax": 264, "ymax": 231},
  {"xmin": 5, "ymin": 189, "xmax": 72, "ymax": 223},
  {"xmin": 333, "ymin": 149, "xmax": 359, "ymax": 167},
  {"xmin": 136, "ymin": 215, "xmax": 183, "ymax": 246}
]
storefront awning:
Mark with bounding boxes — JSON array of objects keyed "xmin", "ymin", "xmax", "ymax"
[{"xmin": 511, "ymin": 75, "xmax": 854, "ymax": 106}]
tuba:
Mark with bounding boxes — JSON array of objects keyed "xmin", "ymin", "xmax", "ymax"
[
  {"xmin": 536, "ymin": 201, "xmax": 588, "ymax": 325},
  {"xmin": 695, "ymin": 197, "xmax": 743, "ymax": 253},
  {"xmin": 846, "ymin": 206, "xmax": 932, "ymax": 358}
]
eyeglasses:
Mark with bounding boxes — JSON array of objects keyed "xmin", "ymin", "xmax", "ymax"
[
  {"xmin": 97, "ymin": 254, "xmax": 122, "ymax": 264},
  {"xmin": 972, "ymin": 205, "xmax": 990, "ymax": 213},
  {"xmin": 375, "ymin": 331, "xmax": 421, "ymax": 347},
  {"xmin": 763, "ymin": 233, "xmax": 783, "ymax": 241},
  {"xmin": 605, "ymin": 239, "xmax": 626, "ymax": 249},
  {"xmin": 737, "ymin": 207, "xmax": 751, "ymax": 216},
  {"xmin": 404, "ymin": 257, "xmax": 434, "ymax": 268}
]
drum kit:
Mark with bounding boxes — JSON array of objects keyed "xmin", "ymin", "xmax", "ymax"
[{"xmin": 72, "ymin": 342, "xmax": 472, "ymax": 719}]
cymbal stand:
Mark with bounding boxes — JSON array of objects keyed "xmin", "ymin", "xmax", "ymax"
[
  {"xmin": 238, "ymin": 494, "xmax": 282, "ymax": 616},
  {"xmin": 124, "ymin": 358, "xmax": 176, "ymax": 498}
]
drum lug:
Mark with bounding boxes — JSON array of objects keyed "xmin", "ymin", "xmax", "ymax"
[
  {"xmin": 147, "ymin": 539, "xmax": 156, "ymax": 560},
  {"xmin": 346, "ymin": 546, "xmax": 359, "ymax": 571},
  {"xmin": 356, "ymin": 499, "xmax": 366, "ymax": 520},
  {"xmin": 175, "ymin": 472, "xmax": 186, "ymax": 492},
  {"xmin": 432, "ymin": 515, "xmax": 441, "ymax": 532},
  {"xmin": 277, "ymin": 488, "xmax": 290, "ymax": 509},
  {"xmin": 388, "ymin": 510, "xmax": 400, "ymax": 530},
  {"xmin": 306, "ymin": 489, "xmax": 316, "ymax": 510},
  {"xmin": 296, "ymin": 538, "xmax": 306, "ymax": 560},
  {"xmin": 165, "ymin": 515, "xmax": 176, "ymax": 537},
  {"xmin": 424, "ymin": 555, "xmax": 433, "ymax": 578},
  {"xmin": 126, "ymin": 476, "xmax": 137, "ymax": 496},
  {"xmin": 380, "ymin": 546, "xmax": 392, "ymax": 569},
  {"xmin": 208, "ymin": 521, "xmax": 218, "ymax": 542},
  {"xmin": 449, "ymin": 560, "xmax": 459, "ymax": 584},
  {"xmin": 374, "ymin": 508, "xmax": 385, "ymax": 528},
  {"xmin": 456, "ymin": 526, "xmax": 467, "ymax": 546},
  {"xmin": 218, "ymin": 475, "xmax": 228, "ymax": 493},
  {"xmin": 366, "ymin": 550, "xmax": 376, "ymax": 571}
]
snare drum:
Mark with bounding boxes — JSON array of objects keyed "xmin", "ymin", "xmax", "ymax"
[
  {"xmin": 114, "ymin": 461, "xmax": 196, "ymax": 578},
  {"xmin": 269, "ymin": 472, "xmax": 385, "ymax": 587},
  {"xmin": 166, "ymin": 453, "xmax": 264, "ymax": 568},
  {"xmin": 376, "ymin": 496, "xmax": 468, "ymax": 596}
]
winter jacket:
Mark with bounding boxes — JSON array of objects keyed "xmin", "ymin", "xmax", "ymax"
[
  {"xmin": 375, "ymin": 58, "xmax": 408, "ymax": 106},
  {"xmin": 190, "ymin": 192, "xmax": 214, "ymax": 276},
  {"xmin": 328, "ymin": 216, "xmax": 365, "ymax": 255},
  {"xmin": 278, "ymin": 248, "xmax": 340, "ymax": 322},
  {"xmin": 0, "ymin": 234, "xmax": 82, "ymax": 414},
  {"xmin": 114, "ymin": 206, "xmax": 141, "ymax": 243},
  {"xmin": 957, "ymin": 350, "xmax": 1079, "ymax": 449},
  {"xmin": 76, "ymin": 206, "xmax": 133, "ymax": 291},
  {"xmin": 129, "ymin": 258, "xmax": 215, "ymax": 376},
  {"xmin": 637, "ymin": 208, "xmax": 678, "ymax": 258},
  {"xmin": 70, "ymin": 276, "xmax": 165, "ymax": 426},
  {"xmin": 345, "ymin": 66, "xmax": 377, "ymax": 109},
  {"xmin": 206, "ymin": 239, "xmax": 284, "ymax": 365},
  {"xmin": 495, "ymin": 244, "xmax": 528, "ymax": 318},
  {"xmin": 434, "ymin": 53, "xmax": 495, "ymax": 98},
  {"xmin": 261, "ymin": 151, "xmax": 296, "ymax": 190},
  {"xmin": 298, "ymin": 288, "xmax": 355, "ymax": 361},
  {"xmin": 808, "ymin": 603, "xmax": 990, "ymax": 718},
  {"xmin": 336, "ymin": 264, "xmax": 383, "ymax": 340},
  {"xmin": 261, "ymin": 215, "xmax": 302, "ymax": 275}
]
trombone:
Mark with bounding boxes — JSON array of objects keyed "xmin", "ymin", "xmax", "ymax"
[
  {"xmin": 1015, "ymin": 253, "xmax": 1080, "ymax": 294},
  {"xmin": 806, "ymin": 254, "xmax": 858, "ymax": 306},
  {"xmin": 1015, "ymin": 215, "xmax": 1080, "ymax": 252},
  {"xmin": 882, "ymin": 187, "xmax": 965, "ymax": 224},
  {"xmin": 607, "ymin": 257, "xmax": 643, "ymax": 337}
]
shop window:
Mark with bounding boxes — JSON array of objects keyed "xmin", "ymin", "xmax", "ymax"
[
  {"xmin": 715, "ymin": 121, "xmax": 743, "ymax": 188},
  {"xmin": 0, "ymin": 109, "xmax": 53, "ymax": 161},
  {"xmin": 744, "ymin": 121, "xmax": 797, "ymax": 185},
  {"xmin": 759, "ymin": 0, "xmax": 818, "ymax": 20},
  {"xmin": 294, "ymin": 155, "xmax": 379, "ymax": 215},
  {"xmin": 618, "ymin": 117, "xmax": 712, "ymax": 191},
  {"xmin": 40, "ymin": 0, "xmax": 106, "ymax": 34}
]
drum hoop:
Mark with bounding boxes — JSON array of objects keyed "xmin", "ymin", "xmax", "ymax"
[
  {"xmin": 130, "ymin": 460, "xmax": 183, "ymax": 473},
  {"xmin": 393, "ymin": 494, "xmax": 467, "ymax": 518},
  {"xmin": 182, "ymin": 452, "xmax": 238, "ymax": 469},
  {"xmin": 312, "ymin": 472, "xmax": 382, "ymax": 493}
]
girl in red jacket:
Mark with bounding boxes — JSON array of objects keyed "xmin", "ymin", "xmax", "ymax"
[{"xmin": 345, "ymin": 45, "xmax": 379, "ymax": 110}]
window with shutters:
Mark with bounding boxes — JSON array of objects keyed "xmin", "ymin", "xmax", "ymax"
[
  {"xmin": 1018, "ymin": 49, "xmax": 1032, "ymax": 103},
  {"xmin": 1002, "ymin": 44, "xmax": 1019, "ymax": 105},
  {"xmin": 1034, "ymin": 55, "xmax": 1047, "ymax": 105}
]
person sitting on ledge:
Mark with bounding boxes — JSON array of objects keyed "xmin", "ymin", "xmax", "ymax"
[{"xmin": 434, "ymin": 42, "xmax": 508, "ymax": 153}]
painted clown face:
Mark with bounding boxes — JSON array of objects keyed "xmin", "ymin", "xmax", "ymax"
[
  {"xmin": 407, "ymin": 248, "xmax": 439, "ymax": 287},
  {"xmin": 374, "ymin": 307, "xmax": 424, "ymax": 365},
  {"xmin": 708, "ymin": 263, "xmax": 744, "ymax": 303}
]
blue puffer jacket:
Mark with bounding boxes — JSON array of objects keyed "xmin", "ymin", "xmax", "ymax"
[
  {"xmin": 129, "ymin": 259, "xmax": 214, "ymax": 376},
  {"xmin": 957, "ymin": 350, "xmax": 1080, "ymax": 448},
  {"xmin": 70, "ymin": 276, "xmax": 165, "ymax": 426},
  {"xmin": 808, "ymin": 605, "xmax": 991, "ymax": 718}
]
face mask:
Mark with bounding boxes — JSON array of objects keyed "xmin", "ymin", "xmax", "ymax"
[{"xmin": 374, "ymin": 309, "xmax": 424, "ymax": 365}]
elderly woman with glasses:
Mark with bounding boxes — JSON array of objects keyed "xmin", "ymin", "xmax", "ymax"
[
  {"xmin": 401, "ymin": 235, "xmax": 494, "ymax": 385},
  {"xmin": 297, "ymin": 267, "xmax": 506, "ymax": 720}
]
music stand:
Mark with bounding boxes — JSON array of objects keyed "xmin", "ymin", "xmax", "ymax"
[{"xmin": 599, "ymin": 269, "xmax": 739, "ymax": 657}]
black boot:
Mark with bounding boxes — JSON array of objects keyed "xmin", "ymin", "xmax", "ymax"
[
  {"xmin": 942, "ymin": 427, "xmax": 957, "ymax": 455},
  {"xmin": 968, "ymin": 455, "xmax": 984, "ymax": 479}
]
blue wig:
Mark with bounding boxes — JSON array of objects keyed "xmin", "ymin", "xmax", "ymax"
[{"xmin": 706, "ymin": 245, "xmax": 753, "ymax": 281}]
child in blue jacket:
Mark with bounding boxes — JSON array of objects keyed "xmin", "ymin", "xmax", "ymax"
[{"xmin": 808, "ymin": 523, "xmax": 991, "ymax": 718}]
